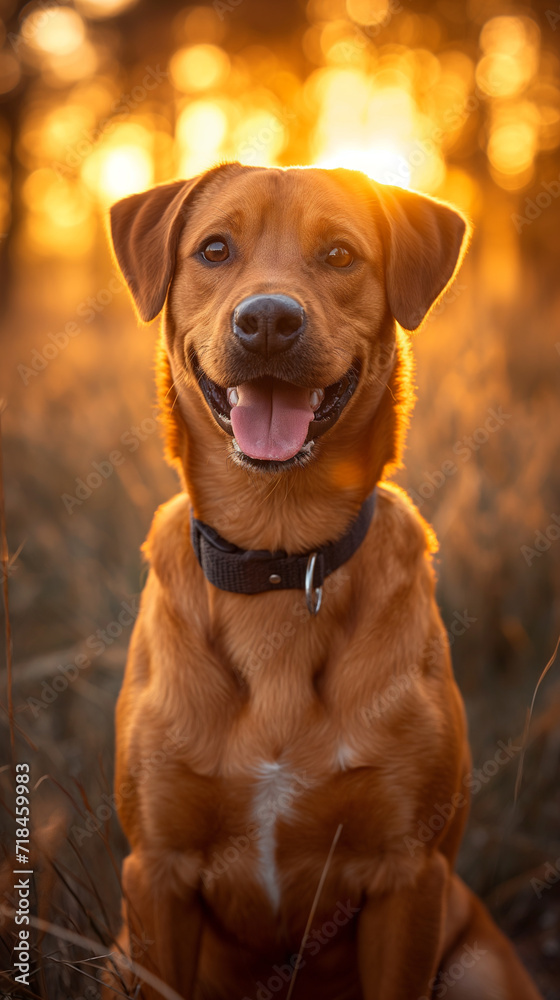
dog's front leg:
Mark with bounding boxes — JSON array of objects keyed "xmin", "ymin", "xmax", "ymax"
[
  {"xmin": 120, "ymin": 850, "xmax": 203, "ymax": 1000},
  {"xmin": 357, "ymin": 852, "xmax": 447, "ymax": 1000}
]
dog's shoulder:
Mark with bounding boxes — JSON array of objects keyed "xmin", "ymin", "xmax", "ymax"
[
  {"xmin": 142, "ymin": 492, "xmax": 195, "ymax": 589},
  {"xmin": 375, "ymin": 482, "xmax": 438, "ymax": 562}
]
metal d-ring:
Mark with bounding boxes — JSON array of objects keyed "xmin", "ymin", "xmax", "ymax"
[{"xmin": 305, "ymin": 551, "xmax": 323, "ymax": 616}]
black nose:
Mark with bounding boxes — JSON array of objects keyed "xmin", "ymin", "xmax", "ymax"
[{"xmin": 232, "ymin": 294, "xmax": 305, "ymax": 357}]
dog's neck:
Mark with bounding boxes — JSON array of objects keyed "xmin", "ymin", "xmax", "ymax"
[{"xmin": 157, "ymin": 330, "xmax": 412, "ymax": 554}]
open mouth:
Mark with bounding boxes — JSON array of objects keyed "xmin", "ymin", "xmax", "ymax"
[{"xmin": 194, "ymin": 358, "xmax": 360, "ymax": 470}]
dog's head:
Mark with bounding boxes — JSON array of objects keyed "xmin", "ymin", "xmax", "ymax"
[{"xmin": 110, "ymin": 164, "xmax": 468, "ymax": 487}]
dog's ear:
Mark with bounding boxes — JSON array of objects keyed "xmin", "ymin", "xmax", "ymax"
[
  {"xmin": 109, "ymin": 178, "xmax": 199, "ymax": 322},
  {"xmin": 374, "ymin": 184, "xmax": 470, "ymax": 331},
  {"xmin": 110, "ymin": 168, "xmax": 233, "ymax": 322}
]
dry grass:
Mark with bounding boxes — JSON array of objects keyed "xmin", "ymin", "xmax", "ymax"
[{"xmin": 0, "ymin": 228, "xmax": 559, "ymax": 996}]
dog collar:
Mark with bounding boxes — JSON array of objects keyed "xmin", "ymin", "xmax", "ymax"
[{"xmin": 190, "ymin": 490, "xmax": 376, "ymax": 615}]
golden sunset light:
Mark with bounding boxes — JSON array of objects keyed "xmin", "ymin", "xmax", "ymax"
[{"xmin": 1, "ymin": 1, "xmax": 559, "ymax": 998}]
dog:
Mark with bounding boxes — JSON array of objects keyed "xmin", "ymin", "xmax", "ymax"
[{"xmin": 106, "ymin": 163, "xmax": 542, "ymax": 1000}]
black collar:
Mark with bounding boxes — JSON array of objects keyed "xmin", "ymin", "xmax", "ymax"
[{"xmin": 190, "ymin": 490, "xmax": 376, "ymax": 613}]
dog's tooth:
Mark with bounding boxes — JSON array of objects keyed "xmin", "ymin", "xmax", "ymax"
[
  {"xmin": 227, "ymin": 387, "xmax": 239, "ymax": 407},
  {"xmin": 310, "ymin": 389, "xmax": 325, "ymax": 411}
]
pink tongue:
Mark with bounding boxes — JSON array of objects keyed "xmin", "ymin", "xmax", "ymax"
[{"xmin": 230, "ymin": 378, "xmax": 314, "ymax": 461}]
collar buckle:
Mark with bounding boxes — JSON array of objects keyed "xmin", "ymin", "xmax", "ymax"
[{"xmin": 305, "ymin": 551, "xmax": 323, "ymax": 616}]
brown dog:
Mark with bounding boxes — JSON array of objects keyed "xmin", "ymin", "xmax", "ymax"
[{"xmin": 106, "ymin": 164, "xmax": 542, "ymax": 1000}]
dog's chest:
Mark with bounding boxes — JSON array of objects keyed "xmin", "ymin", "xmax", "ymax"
[
  {"xmin": 230, "ymin": 735, "xmax": 365, "ymax": 911},
  {"xmin": 249, "ymin": 760, "xmax": 309, "ymax": 910}
]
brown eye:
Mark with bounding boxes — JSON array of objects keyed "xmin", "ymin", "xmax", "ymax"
[
  {"xmin": 202, "ymin": 240, "xmax": 229, "ymax": 262},
  {"xmin": 326, "ymin": 246, "xmax": 353, "ymax": 268}
]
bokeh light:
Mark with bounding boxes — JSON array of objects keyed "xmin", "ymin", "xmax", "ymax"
[
  {"xmin": 234, "ymin": 110, "xmax": 286, "ymax": 167},
  {"xmin": 488, "ymin": 121, "xmax": 536, "ymax": 176},
  {"xmin": 176, "ymin": 100, "xmax": 229, "ymax": 175},
  {"xmin": 74, "ymin": 0, "xmax": 140, "ymax": 16},
  {"xmin": 476, "ymin": 16, "xmax": 540, "ymax": 99},
  {"xmin": 81, "ymin": 125, "xmax": 154, "ymax": 204},
  {"xmin": 169, "ymin": 44, "xmax": 230, "ymax": 93},
  {"xmin": 0, "ymin": 0, "xmax": 557, "ymax": 258},
  {"xmin": 23, "ymin": 8, "xmax": 86, "ymax": 56}
]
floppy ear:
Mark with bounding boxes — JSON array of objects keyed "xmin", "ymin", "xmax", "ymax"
[
  {"xmin": 109, "ymin": 178, "xmax": 197, "ymax": 322},
  {"xmin": 374, "ymin": 184, "xmax": 470, "ymax": 331},
  {"xmin": 110, "ymin": 169, "xmax": 233, "ymax": 322}
]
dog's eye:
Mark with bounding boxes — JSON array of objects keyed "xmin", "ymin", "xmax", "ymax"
[
  {"xmin": 202, "ymin": 240, "xmax": 229, "ymax": 262},
  {"xmin": 326, "ymin": 246, "xmax": 353, "ymax": 268}
]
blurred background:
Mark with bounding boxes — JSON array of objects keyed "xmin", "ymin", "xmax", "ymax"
[{"xmin": 0, "ymin": 0, "xmax": 559, "ymax": 996}]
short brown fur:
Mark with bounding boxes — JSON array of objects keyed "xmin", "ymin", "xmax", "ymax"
[{"xmin": 105, "ymin": 165, "xmax": 542, "ymax": 1000}]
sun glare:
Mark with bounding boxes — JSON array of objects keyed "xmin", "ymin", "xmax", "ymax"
[
  {"xmin": 82, "ymin": 141, "xmax": 154, "ymax": 203},
  {"xmin": 316, "ymin": 146, "xmax": 411, "ymax": 187},
  {"xmin": 74, "ymin": 0, "xmax": 139, "ymax": 16},
  {"xmin": 10, "ymin": 3, "xmax": 559, "ymax": 257}
]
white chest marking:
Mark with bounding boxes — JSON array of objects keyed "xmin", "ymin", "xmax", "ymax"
[
  {"xmin": 251, "ymin": 761, "xmax": 305, "ymax": 910},
  {"xmin": 336, "ymin": 741, "xmax": 355, "ymax": 771}
]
